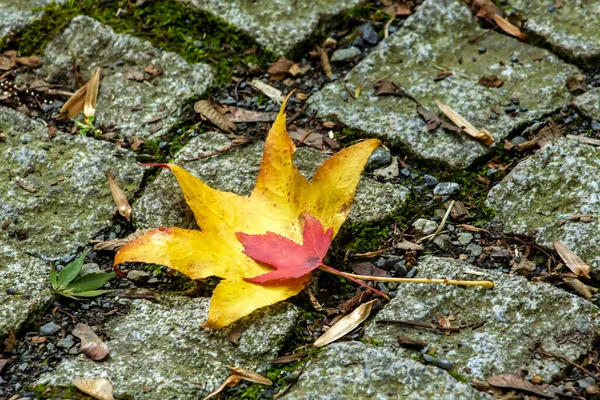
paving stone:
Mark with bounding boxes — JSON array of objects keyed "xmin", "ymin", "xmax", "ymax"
[
  {"xmin": 573, "ymin": 88, "xmax": 600, "ymax": 121},
  {"xmin": 507, "ymin": 0, "xmax": 600, "ymax": 68},
  {"xmin": 24, "ymin": 16, "xmax": 215, "ymax": 140},
  {"xmin": 134, "ymin": 131, "xmax": 408, "ymax": 230},
  {"xmin": 366, "ymin": 256, "xmax": 600, "ymax": 381},
  {"xmin": 0, "ymin": 0, "xmax": 65, "ymax": 37},
  {"xmin": 308, "ymin": 0, "xmax": 577, "ymax": 169},
  {"xmin": 486, "ymin": 137, "xmax": 600, "ymax": 278},
  {"xmin": 0, "ymin": 244, "xmax": 52, "ymax": 342},
  {"xmin": 39, "ymin": 296, "xmax": 300, "ymax": 399},
  {"xmin": 177, "ymin": 0, "xmax": 362, "ymax": 56},
  {"xmin": 281, "ymin": 342, "xmax": 491, "ymax": 400},
  {"xmin": 0, "ymin": 106, "xmax": 144, "ymax": 261}
]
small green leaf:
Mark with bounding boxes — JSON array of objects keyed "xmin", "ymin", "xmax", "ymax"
[
  {"xmin": 49, "ymin": 265, "xmax": 58, "ymax": 290},
  {"xmin": 67, "ymin": 272, "xmax": 116, "ymax": 293},
  {"xmin": 54, "ymin": 290, "xmax": 83, "ymax": 300},
  {"xmin": 56, "ymin": 251, "xmax": 88, "ymax": 289},
  {"xmin": 70, "ymin": 289, "xmax": 116, "ymax": 298}
]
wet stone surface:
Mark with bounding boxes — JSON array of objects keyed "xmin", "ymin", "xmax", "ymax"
[
  {"xmin": 0, "ymin": 106, "xmax": 144, "ymax": 261},
  {"xmin": 177, "ymin": 0, "xmax": 362, "ymax": 56},
  {"xmin": 573, "ymin": 88, "xmax": 600, "ymax": 121},
  {"xmin": 308, "ymin": 0, "xmax": 577, "ymax": 169},
  {"xmin": 40, "ymin": 296, "xmax": 300, "ymax": 400},
  {"xmin": 282, "ymin": 342, "xmax": 491, "ymax": 400},
  {"xmin": 0, "ymin": 0, "xmax": 65, "ymax": 37},
  {"xmin": 487, "ymin": 137, "xmax": 600, "ymax": 278},
  {"xmin": 507, "ymin": 0, "xmax": 600, "ymax": 67},
  {"xmin": 20, "ymin": 15, "xmax": 215, "ymax": 140},
  {"xmin": 366, "ymin": 256, "xmax": 600, "ymax": 381},
  {"xmin": 134, "ymin": 131, "xmax": 409, "ymax": 229}
]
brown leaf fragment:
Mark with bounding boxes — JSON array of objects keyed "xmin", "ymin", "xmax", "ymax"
[
  {"xmin": 127, "ymin": 70, "xmax": 144, "ymax": 81},
  {"xmin": 130, "ymin": 135, "xmax": 144, "ymax": 150},
  {"xmin": 374, "ymin": 79, "xmax": 403, "ymax": 97},
  {"xmin": 226, "ymin": 366, "xmax": 273, "ymax": 385},
  {"xmin": 394, "ymin": 239, "xmax": 424, "ymax": 251},
  {"xmin": 84, "ymin": 67, "xmax": 101, "ymax": 123},
  {"xmin": 1, "ymin": 219, "xmax": 11, "ymax": 230},
  {"xmin": 30, "ymin": 336, "xmax": 47, "ymax": 344},
  {"xmin": 456, "ymin": 224, "xmax": 488, "ymax": 233},
  {"xmin": 323, "ymin": 136, "xmax": 340, "ymax": 150},
  {"xmin": 227, "ymin": 329, "xmax": 242, "ymax": 345},
  {"xmin": 554, "ymin": 240, "xmax": 591, "ymax": 279},
  {"xmin": 435, "ymin": 100, "xmax": 494, "ymax": 145},
  {"xmin": 314, "ymin": 299, "xmax": 377, "ymax": 347},
  {"xmin": 47, "ymin": 125, "xmax": 57, "ymax": 137},
  {"xmin": 267, "ymin": 58, "xmax": 295, "ymax": 81},
  {"xmin": 3, "ymin": 328, "xmax": 17, "ymax": 352},
  {"xmin": 492, "ymin": 14, "xmax": 527, "ymax": 41},
  {"xmin": 15, "ymin": 179, "xmax": 37, "ymax": 193},
  {"xmin": 566, "ymin": 134, "xmax": 600, "ymax": 146},
  {"xmin": 478, "ymin": 75, "xmax": 503, "ymax": 88},
  {"xmin": 226, "ymin": 106, "xmax": 276, "ymax": 123},
  {"xmin": 272, "ymin": 353, "xmax": 303, "ymax": 364},
  {"xmin": 105, "ymin": 171, "xmax": 132, "ymax": 222},
  {"xmin": 59, "ymin": 82, "xmax": 88, "ymax": 120},
  {"xmin": 203, "ymin": 375, "xmax": 242, "ymax": 400},
  {"xmin": 249, "ymin": 79, "xmax": 284, "ymax": 103},
  {"xmin": 72, "ymin": 378, "xmax": 116, "ymax": 400},
  {"xmin": 295, "ymin": 92, "xmax": 308, "ymax": 101},
  {"xmin": 487, "ymin": 374, "xmax": 552, "ymax": 397},
  {"xmin": 73, "ymin": 323, "xmax": 109, "ymax": 361},
  {"xmin": 352, "ymin": 262, "xmax": 388, "ymax": 277},
  {"xmin": 0, "ymin": 55, "xmax": 14, "ymax": 71},
  {"xmin": 434, "ymin": 70, "xmax": 452, "ymax": 81},
  {"xmin": 289, "ymin": 63, "xmax": 310, "ymax": 77},
  {"xmin": 566, "ymin": 74, "xmax": 587, "ymax": 94},
  {"xmin": 144, "ymin": 64, "xmax": 160, "ymax": 77},
  {"xmin": 15, "ymin": 55, "xmax": 42, "ymax": 68},
  {"xmin": 397, "ymin": 335, "xmax": 427, "ymax": 350},
  {"xmin": 417, "ymin": 106, "xmax": 441, "ymax": 132},
  {"xmin": 316, "ymin": 45, "xmax": 332, "ymax": 79},
  {"xmin": 148, "ymin": 120, "xmax": 163, "ymax": 134},
  {"xmin": 563, "ymin": 277, "xmax": 593, "ymax": 299},
  {"xmin": 194, "ymin": 100, "xmax": 237, "ymax": 133},
  {"xmin": 396, "ymin": 3, "xmax": 413, "ymax": 16},
  {"xmin": 93, "ymin": 229, "xmax": 151, "ymax": 251},
  {"xmin": 448, "ymin": 201, "xmax": 471, "ymax": 221}
]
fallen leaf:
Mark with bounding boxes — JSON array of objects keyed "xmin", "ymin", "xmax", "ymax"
[
  {"xmin": 144, "ymin": 64, "xmax": 160, "ymax": 77},
  {"xmin": 73, "ymin": 323, "xmax": 109, "ymax": 361},
  {"xmin": 130, "ymin": 135, "xmax": 144, "ymax": 150},
  {"xmin": 554, "ymin": 240, "xmax": 591, "ymax": 279},
  {"xmin": 394, "ymin": 239, "xmax": 424, "ymax": 251},
  {"xmin": 566, "ymin": 134, "xmax": 600, "ymax": 146},
  {"xmin": 492, "ymin": 14, "xmax": 527, "ymax": 41},
  {"xmin": 227, "ymin": 330, "xmax": 242, "ymax": 345},
  {"xmin": 352, "ymin": 262, "xmax": 388, "ymax": 277},
  {"xmin": 203, "ymin": 375, "xmax": 242, "ymax": 400},
  {"xmin": 30, "ymin": 336, "xmax": 47, "ymax": 344},
  {"xmin": 105, "ymin": 171, "xmax": 132, "ymax": 222},
  {"xmin": 250, "ymin": 79, "xmax": 285, "ymax": 104},
  {"xmin": 478, "ymin": 75, "xmax": 503, "ymax": 88},
  {"xmin": 148, "ymin": 120, "xmax": 163, "ymax": 134},
  {"xmin": 84, "ymin": 67, "xmax": 101, "ymax": 124},
  {"xmin": 268, "ymin": 58, "xmax": 295, "ymax": 81},
  {"xmin": 127, "ymin": 70, "xmax": 144, "ymax": 81},
  {"xmin": 59, "ymin": 82, "xmax": 88, "ymax": 120},
  {"xmin": 226, "ymin": 365, "xmax": 273, "ymax": 385},
  {"xmin": 316, "ymin": 45, "xmax": 332, "ymax": 79},
  {"xmin": 374, "ymin": 79, "xmax": 403, "ymax": 97},
  {"xmin": 15, "ymin": 56, "xmax": 42, "ymax": 68},
  {"xmin": 3, "ymin": 328, "xmax": 17, "ymax": 352},
  {"xmin": 313, "ymin": 299, "xmax": 377, "ymax": 347},
  {"xmin": 272, "ymin": 353, "xmax": 303, "ymax": 364},
  {"xmin": 289, "ymin": 63, "xmax": 310, "ymax": 76},
  {"xmin": 434, "ymin": 70, "xmax": 452, "ymax": 81},
  {"xmin": 435, "ymin": 100, "xmax": 494, "ymax": 145},
  {"xmin": 487, "ymin": 374, "xmax": 551, "ymax": 397},
  {"xmin": 194, "ymin": 100, "xmax": 237, "ymax": 133},
  {"xmin": 72, "ymin": 378, "xmax": 116, "ymax": 400},
  {"xmin": 563, "ymin": 277, "xmax": 593, "ymax": 299},
  {"xmin": 115, "ymin": 95, "xmax": 381, "ymax": 328},
  {"xmin": 15, "ymin": 179, "xmax": 37, "ymax": 193},
  {"xmin": 397, "ymin": 335, "xmax": 427, "ymax": 350},
  {"xmin": 47, "ymin": 125, "xmax": 57, "ymax": 137},
  {"xmin": 226, "ymin": 106, "xmax": 276, "ymax": 123},
  {"xmin": 456, "ymin": 224, "xmax": 488, "ymax": 233},
  {"xmin": 295, "ymin": 92, "xmax": 308, "ymax": 101},
  {"xmin": 566, "ymin": 74, "xmax": 587, "ymax": 94}
]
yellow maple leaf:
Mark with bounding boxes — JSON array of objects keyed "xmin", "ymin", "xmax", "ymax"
[{"xmin": 115, "ymin": 96, "xmax": 380, "ymax": 328}]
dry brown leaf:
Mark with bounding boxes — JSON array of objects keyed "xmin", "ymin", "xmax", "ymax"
[
  {"xmin": 478, "ymin": 75, "xmax": 503, "ymax": 88},
  {"xmin": 194, "ymin": 100, "xmax": 237, "ymax": 133},
  {"xmin": 394, "ymin": 239, "xmax": 424, "ymax": 251},
  {"xmin": 203, "ymin": 375, "xmax": 241, "ymax": 400},
  {"xmin": 72, "ymin": 378, "xmax": 116, "ymax": 400},
  {"xmin": 566, "ymin": 74, "xmax": 587, "ymax": 94},
  {"xmin": 84, "ymin": 67, "xmax": 101, "ymax": 123},
  {"xmin": 250, "ymin": 79, "xmax": 285, "ymax": 104},
  {"xmin": 567, "ymin": 134, "xmax": 600, "ymax": 146},
  {"xmin": 144, "ymin": 64, "xmax": 160, "ymax": 77},
  {"xmin": 59, "ymin": 82, "xmax": 88, "ymax": 120},
  {"xmin": 316, "ymin": 45, "xmax": 332, "ymax": 79},
  {"xmin": 435, "ymin": 100, "xmax": 494, "ymax": 145},
  {"xmin": 268, "ymin": 58, "xmax": 295, "ymax": 81},
  {"xmin": 226, "ymin": 106, "xmax": 276, "ymax": 123},
  {"xmin": 105, "ymin": 171, "xmax": 132, "ymax": 222},
  {"xmin": 554, "ymin": 240, "xmax": 591, "ymax": 279},
  {"xmin": 434, "ymin": 70, "xmax": 452, "ymax": 81},
  {"xmin": 487, "ymin": 373, "xmax": 551, "ymax": 397},
  {"xmin": 127, "ymin": 70, "xmax": 144, "ymax": 82},
  {"xmin": 73, "ymin": 323, "xmax": 109, "ymax": 361},
  {"xmin": 93, "ymin": 229, "xmax": 151, "ymax": 251},
  {"xmin": 314, "ymin": 299, "xmax": 377, "ymax": 347},
  {"xmin": 288, "ymin": 63, "xmax": 310, "ymax": 76},
  {"xmin": 563, "ymin": 277, "xmax": 593, "ymax": 299},
  {"xmin": 149, "ymin": 120, "xmax": 163, "ymax": 134},
  {"xmin": 272, "ymin": 353, "xmax": 303, "ymax": 364},
  {"xmin": 3, "ymin": 328, "xmax": 17, "ymax": 352},
  {"xmin": 492, "ymin": 14, "xmax": 527, "ymax": 41},
  {"xmin": 295, "ymin": 92, "xmax": 308, "ymax": 101},
  {"xmin": 226, "ymin": 366, "xmax": 273, "ymax": 385},
  {"xmin": 30, "ymin": 336, "xmax": 47, "ymax": 344},
  {"xmin": 352, "ymin": 262, "xmax": 388, "ymax": 277},
  {"xmin": 456, "ymin": 224, "xmax": 488, "ymax": 233},
  {"xmin": 15, "ymin": 56, "xmax": 42, "ymax": 68},
  {"xmin": 130, "ymin": 135, "xmax": 144, "ymax": 151}
]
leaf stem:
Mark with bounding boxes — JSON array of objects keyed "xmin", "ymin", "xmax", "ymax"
[
  {"xmin": 318, "ymin": 265, "xmax": 391, "ymax": 301},
  {"xmin": 318, "ymin": 265, "xmax": 494, "ymax": 289}
]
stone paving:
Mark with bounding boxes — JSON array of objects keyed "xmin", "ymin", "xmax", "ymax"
[{"xmin": 2, "ymin": 0, "xmax": 600, "ymax": 398}]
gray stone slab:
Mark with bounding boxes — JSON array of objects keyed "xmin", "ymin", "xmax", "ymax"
[
  {"xmin": 0, "ymin": 106, "xmax": 144, "ymax": 261},
  {"xmin": 308, "ymin": 0, "xmax": 577, "ymax": 169},
  {"xmin": 134, "ymin": 131, "xmax": 408, "ymax": 229},
  {"xmin": 0, "ymin": 0, "xmax": 65, "ymax": 37},
  {"xmin": 281, "ymin": 342, "xmax": 491, "ymax": 400},
  {"xmin": 508, "ymin": 0, "xmax": 600, "ymax": 68},
  {"xmin": 28, "ymin": 15, "xmax": 215, "ymax": 140},
  {"xmin": 486, "ymin": 137, "xmax": 600, "ymax": 278},
  {"xmin": 178, "ymin": 0, "xmax": 362, "ymax": 56},
  {"xmin": 39, "ymin": 296, "xmax": 300, "ymax": 399},
  {"xmin": 366, "ymin": 256, "xmax": 600, "ymax": 381},
  {"xmin": 573, "ymin": 88, "xmax": 600, "ymax": 121},
  {"xmin": 0, "ymin": 244, "xmax": 52, "ymax": 342}
]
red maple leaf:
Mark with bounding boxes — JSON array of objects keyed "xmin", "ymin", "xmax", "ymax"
[{"xmin": 237, "ymin": 214, "xmax": 333, "ymax": 283}]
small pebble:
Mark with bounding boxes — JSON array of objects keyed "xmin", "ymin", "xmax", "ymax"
[
  {"xmin": 359, "ymin": 22, "xmax": 378, "ymax": 45},
  {"xmin": 40, "ymin": 322, "xmax": 61, "ymax": 336},
  {"xmin": 433, "ymin": 234, "xmax": 451, "ymax": 251},
  {"xmin": 433, "ymin": 182, "xmax": 460, "ymax": 196},
  {"xmin": 466, "ymin": 243, "xmax": 483, "ymax": 257},
  {"xmin": 457, "ymin": 232, "xmax": 473, "ymax": 246},
  {"xmin": 366, "ymin": 147, "xmax": 392, "ymax": 170},
  {"xmin": 436, "ymin": 359, "xmax": 453, "ymax": 371},
  {"xmin": 330, "ymin": 47, "xmax": 361, "ymax": 62},
  {"xmin": 477, "ymin": 47, "xmax": 486, "ymax": 54},
  {"xmin": 406, "ymin": 267, "xmax": 418, "ymax": 278},
  {"xmin": 394, "ymin": 262, "xmax": 407, "ymax": 277},
  {"xmin": 591, "ymin": 120, "xmax": 600, "ymax": 131},
  {"xmin": 423, "ymin": 174, "xmax": 438, "ymax": 188},
  {"xmin": 400, "ymin": 168, "xmax": 411, "ymax": 177},
  {"xmin": 57, "ymin": 337, "xmax": 75, "ymax": 349},
  {"xmin": 510, "ymin": 55, "xmax": 519, "ymax": 63},
  {"xmin": 375, "ymin": 258, "xmax": 386, "ymax": 268},
  {"xmin": 423, "ymin": 354, "xmax": 435, "ymax": 363}
]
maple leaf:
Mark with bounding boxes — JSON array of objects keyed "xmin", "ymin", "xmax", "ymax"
[{"xmin": 114, "ymin": 95, "xmax": 381, "ymax": 328}]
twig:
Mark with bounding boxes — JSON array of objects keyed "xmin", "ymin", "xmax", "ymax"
[
  {"xmin": 319, "ymin": 265, "xmax": 391, "ymax": 300},
  {"xmin": 537, "ymin": 346, "xmax": 600, "ymax": 382},
  {"xmin": 354, "ymin": 247, "xmax": 391, "ymax": 258},
  {"xmin": 287, "ymin": 103, "xmax": 308, "ymax": 126},
  {"xmin": 567, "ymin": 134, "xmax": 600, "ymax": 146},
  {"xmin": 418, "ymin": 200, "xmax": 455, "ymax": 243},
  {"xmin": 384, "ymin": 17, "xmax": 395, "ymax": 39},
  {"xmin": 376, "ymin": 319, "xmax": 485, "ymax": 331}
]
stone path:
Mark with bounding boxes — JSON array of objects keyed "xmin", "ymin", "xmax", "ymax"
[{"xmin": 2, "ymin": 0, "xmax": 600, "ymax": 398}]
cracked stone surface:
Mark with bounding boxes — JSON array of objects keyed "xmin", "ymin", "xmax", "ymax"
[
  {"xmin": 0, "ymin": 244, "xmax": 52, "ymax": 343},
  {"xmin": 40, "ymin": 297, "xmax": 300, "ymax": 399},
  {"xmin": 0, "ymin": 106, "xmax": 144, "ymax": 261},
  {"xmin": 308, "ymin": 0, "xmax": 577, "ymax": 169},
  {"xmin": 0, "ymin": 0, "xmax": 65, "ymax": 37},
  {"xmin": 22, "ymin": 15, "xmax": 215, "ymax": 140},
  {"xmin": 508, "ymin": 0, "xmax": 600, "ymax": 68},
  {"xmin": 134, "ymin": 131, "xmax": 408, "ymax": 230},
  {"xmin": 281, "ymin": 342, "xmax": 491, "ymax": 400},
  {"xmin": 573, "ymin": 88, "xmax": 600, "ymax": 121},
  {"xmin": 366, "ymin": 256, "xmax": 600, "ymax": 381},
  {"xmin": 487, "ymin": 137, "xmax": 600, "ymax": 278},
  {"xmin": 177, "ymin": 0, "xmax": 362, "ymax": 56}
]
